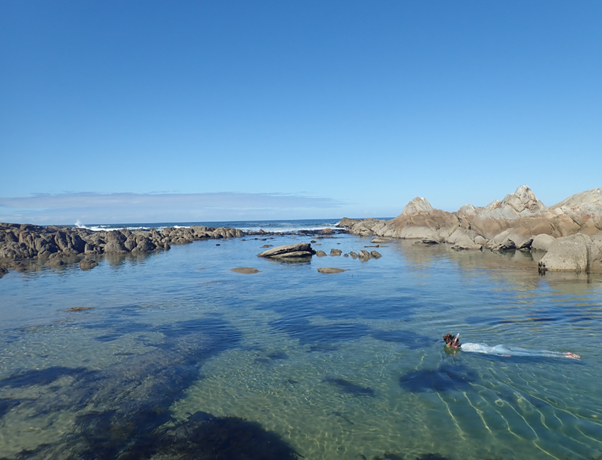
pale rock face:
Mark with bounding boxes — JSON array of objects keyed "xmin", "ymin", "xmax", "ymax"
[
  {"xmin": 502, "ymin": 184, "xmax": 547, "ymax": 216},
  {"xmin": 531, "ymin": 234, "xmax": 555, "ymax": 252},
  {"xmin": 403, "ymin": 197, "xmax": 434, "ymax": 215},
  {"xmin": 458, "ymin": 204, "xmax": 477, "ymax": 216},
  {"xmin": 539, "ymin": 233, "xmax": 602, "ymax": 272},
  {"xmin": 550, "ymin": 188, "xmax": 602, "ymax": 216}
]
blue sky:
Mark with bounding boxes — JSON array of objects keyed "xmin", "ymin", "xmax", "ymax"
[{"xmin": 1, "ymin": 1, "xmax": 601, "ymax": 224}]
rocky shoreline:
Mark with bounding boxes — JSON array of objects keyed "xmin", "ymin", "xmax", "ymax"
[
  {"xmin": 338, "ymin": 186, "xmax": 602, "ymax": 273},
  {"xmin": 0, "ymin": 223, "xmax": 346, "ymax": 277},
  {"xmin": 2, "ymin": 186, "xmax": 601, "ymax": 277}
]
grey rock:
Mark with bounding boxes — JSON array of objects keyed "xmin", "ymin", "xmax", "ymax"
[
  {"xmin": 103, "ymin": 240, "xmax": 128, "ymax": 254},
  {"xmin": 370, "ymin": 251, "xmax": 382, "ymax": 259},
  {"xmin": 330, "ymin": 249, "xmax": 342, "ymax": 256},
  {"xmin": 257, "ymin": 243, "xmax": 316, "ymax": 258},
  {"xmin": 359, "ymin": 250, "xmax": 371, "ymax": 260},
  {"xmin": 349, "ymin": 251, "xmax": 358, "ymax": 259},
  {"xmin": 79, "ymin": 259, "xmax": 98, "ymax": 271},
  {"xmin": 316, "ymin": 250, "xmax": 327, "ymax": 257}
]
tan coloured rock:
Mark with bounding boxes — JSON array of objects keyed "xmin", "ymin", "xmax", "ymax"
[
  {"xmin": 531, "ymin": 234, "xmax": 555, "ymax": 252},
  {"xmin": 231, "ymin": 267, "xmax": 260, "ymax": 274},
  {"xmin": 539, "ymin": 234, "xmax": 602, "ymax": 272},
  {"xmin": 317, "ymin": 268, "xmax": 345, "ymax": 274}
]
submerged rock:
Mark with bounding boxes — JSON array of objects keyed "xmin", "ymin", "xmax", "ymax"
[
  {"xmin": 79, "ymin": 259, "xmax": 98, "ymax": 271},
  {"xmin": 232, "ymin": 267, "xmax": 260, "ymax": 274},
  {"xmin": 317, "ymin": 268, "xmax": 345, "ymax": 274}
]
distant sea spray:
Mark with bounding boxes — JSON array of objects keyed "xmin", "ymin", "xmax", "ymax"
[{"xmin": 71, "ymin": 218, "xmax": 344, "ymax": 234}]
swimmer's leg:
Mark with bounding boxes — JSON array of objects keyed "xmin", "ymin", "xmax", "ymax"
[{"xmin": 564, "ymin": 352, "xmax": 581, "ymax": 360}]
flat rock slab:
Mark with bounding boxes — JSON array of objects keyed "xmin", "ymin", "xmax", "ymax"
[
  {"xmin": 317, "ymin": 268, "xmax": 346, "ymax": 274},
  {"xmin": 257, "ymin": 243, "xmax": 316, "ymax": 258},
  {"xmin": 371, "ymin": 237, "xmax": 392, "ymax": 244},
  {"xmin": 67, "ymin": 307, "xmax": 94, "ymax": 312},
  {"xmin": 232, "ymin": 267, "xmax": 260, "ymax": 274}
]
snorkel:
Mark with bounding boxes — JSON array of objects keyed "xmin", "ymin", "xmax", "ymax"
[{"xmin": 452, "ymin": 333, "xmax": 460, "ymax": 348}]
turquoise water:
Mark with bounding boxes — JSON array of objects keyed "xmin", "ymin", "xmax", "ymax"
[{"xmin": 1, "ymin": 233, "xmax": 601, "ymax": 459}]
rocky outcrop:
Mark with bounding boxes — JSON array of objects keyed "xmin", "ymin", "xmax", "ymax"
[
  {"xmin": 340, "ymin": 185, "xmax": 602, "ymax": 272},
  {"xmin": 257, "ymin": 243, "xmax": 316, "ymax": 259},
  {"xmin": 531, "ymin": 234, "xmax": 555, "ymax": 252},
  {"xmin": 0, "ymin": 222, "xmax": 247, "ymax": 276},
  {"xmin": 538, "ymin": 234, "xmax": 602, "ymax": 273}
]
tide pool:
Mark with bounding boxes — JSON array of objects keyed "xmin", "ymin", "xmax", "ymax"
[{"xmin": 1, "ymin": 233, "xmax": 601, "ymax": 459}]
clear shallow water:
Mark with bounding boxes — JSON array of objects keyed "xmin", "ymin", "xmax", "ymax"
[{"xmin": 0, "ymin": 232, "xmax": 601, "ymax": 460}]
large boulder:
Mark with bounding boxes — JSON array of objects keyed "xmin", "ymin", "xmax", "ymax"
[
  {"xmin": 257, "ymin": 243, "xmax": 316, "ymax": 259},
  {"xmin": 539, "ymin": 234, "xmax": 602, "ymax": 272},
  {"xmin": 531, "ymin": 234, "xmax": 555, "ymax": 252}
]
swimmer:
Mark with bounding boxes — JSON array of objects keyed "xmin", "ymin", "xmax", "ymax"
[
  {"xmin": 442, "ymin": 333, "xmax": 580, "ymax": 359},
  {"xmin": 443, "ymin": 333, "xmax": 461, "ymax": 349}
]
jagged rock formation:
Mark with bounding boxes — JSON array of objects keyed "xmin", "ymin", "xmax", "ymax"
[
  {"xmin": 0, "ymin": 223, "xmax": 244, "ymax": 276},
  {"xmin": 338, "ymin": 185, "xmax": 602, "ymax": 272}
]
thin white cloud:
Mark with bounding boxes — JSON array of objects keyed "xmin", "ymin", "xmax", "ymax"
[{"xmin": 0, "ymin": 192, "xmax": 344, "ymax": 225}]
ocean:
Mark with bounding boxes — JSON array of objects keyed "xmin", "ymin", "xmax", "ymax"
[{"xmin": 0, "ymin": 219, "xmax": 601, "ymax": 460}]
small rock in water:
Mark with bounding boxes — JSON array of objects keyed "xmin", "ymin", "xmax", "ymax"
[
  {"xmin": 257, "ymin": 243, "xmax": 316, "ymax": 259},
  {"xmin": 330, "ymin": 249, "xmax": 342, "ymax": 256},
  {"xmin": 67, "ymin": 307, "xmax": 94, "ymax": 312},
  {"xmin": 79, "ymin": 259, "xmax": 98, "ymax": 271},
  {"xmin": 370, "ymin": 251, "xmax": 382, "ymax": 259},
  {"xmin": 359, "ymin": 250, "xmax": 371, "ymax": 261},
  {"xmin": 232, "ymin": 267, "xmax": 260, "ymax": 274},
  {"xmin": 261, "ymin": 244, "xmax": 273, "ymax": 248},
  {"xmin": 317, "ymin": 268, "xmax": 345, "ymax": 274},
  {"xmin": 316, "ymin": 250, "xmax": 327, "ymax": 257}
]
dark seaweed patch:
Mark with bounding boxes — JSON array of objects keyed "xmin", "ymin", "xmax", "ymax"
[
  {"xmin": 370, "ymin": 329, "xmax": 434, "ymax": 349},
  {"xmin": 399, "ymin": 363, "xmax": 478, "ymax": 393},
  {"xmin": 269, "ymin": 317, "xmax": 370, "ymax": 345},
  {"xmin": 0, "ymin": 315, "xmax": 245, "ymax": 459},
  {"xmin": 0, "ymin": 398, "xmax": 21, "ymax": 419},
  {"xmin": 324, "ymin": 376, "xmax": 375, "ymax": 396},
  {"xmin": 153, "ymin": 415, "xmax": 302, "ymax": 460},
  {"xmin": 0, "ymin": 367, "xmax": 93, "ymax": 389}
]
